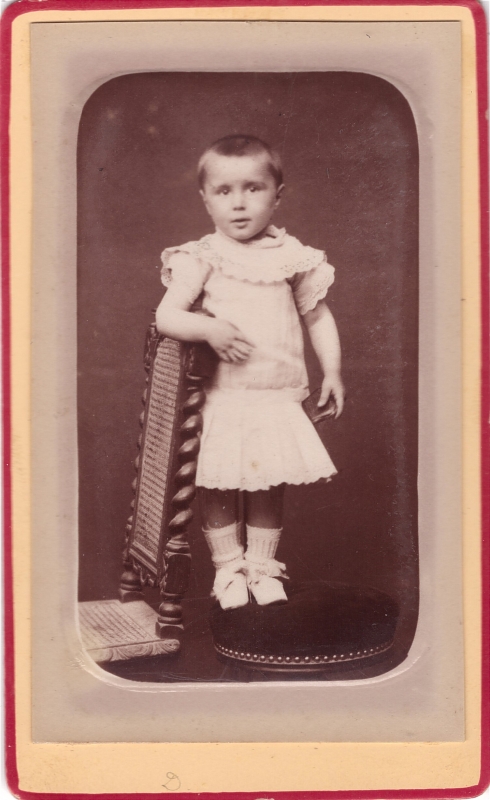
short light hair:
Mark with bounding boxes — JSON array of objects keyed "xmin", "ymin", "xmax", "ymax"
[{"xmin": 198, "ymin": 134, "xmax": 283, "ymax": 189}]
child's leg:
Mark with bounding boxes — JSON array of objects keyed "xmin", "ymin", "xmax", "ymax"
[
  {"xmin": 199, "ymin": 488, "xmax": 248, "ymax": 609},
  {"xmin": 200, "ymin": 488, "xmax": 238, "ymax": 529},
  {"xmin": 244, "ymin": 485, "xmax": 288, "ymax": 605},
  {"xmin": 244, "ymin": 485, "xmax": 285, "ymax": 529}
]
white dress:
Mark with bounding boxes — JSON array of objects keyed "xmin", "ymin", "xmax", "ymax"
[{"xmin": 161, "ymin": 225, "xmax": 337, "ymax": 492}]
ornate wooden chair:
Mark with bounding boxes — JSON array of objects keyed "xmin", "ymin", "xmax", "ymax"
[
  {"xmin": 118, "ymin": 315, "xmax": 217, "ymax": 650},
  {"xmin": 78, "ymin": 312, "xmax": 219, "ymax": 666}
]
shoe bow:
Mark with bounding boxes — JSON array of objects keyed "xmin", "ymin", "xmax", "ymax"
[
  {"xmin": 212, "ymin": 559, "xmax": 247, "ymax": 597},
  {"xmin": 245, "ymin": 558, "xmax": 289, "ymax": 584}
]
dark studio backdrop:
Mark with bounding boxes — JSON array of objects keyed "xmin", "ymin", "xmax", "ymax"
[{"xmin": 77, "ymin": 72, "xmax": 419, "ymax": 654}]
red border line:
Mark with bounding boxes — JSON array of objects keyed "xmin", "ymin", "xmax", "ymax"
[
  {"xmin": 1, "ymin": 1, "xmax": 488, "ymax": 798},
  {"xmin": 1, "ymin": 0, "xmax": 17, "ymax": 797},
  {"xmin": 477, "ymin": 0, "xmax": 490, "ymax": 792},
  {"xmin": 1, "ymin": 0, "xmax": 490, "ymax": 12}
]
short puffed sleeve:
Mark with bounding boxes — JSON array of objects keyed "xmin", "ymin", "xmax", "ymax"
[
  {"xmin": 160, "ymin": 248, "xmax": 211, "ymax": 306},
  {"xmin": 290, "ymin": 255, "xmax": 335, "ymax": 315}
]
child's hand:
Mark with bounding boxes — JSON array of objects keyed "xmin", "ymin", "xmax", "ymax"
[
  {"xmin": 318, "ymin": 373, "xmax": 345, "ymax": 418},
  {"xmin": 207, "ymin": 319, "xmax": 255, "ymax": 364}
]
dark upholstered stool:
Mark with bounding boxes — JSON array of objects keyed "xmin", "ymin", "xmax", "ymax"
[{"xmin": 209, "ymin": 580, "xmax": 399, "ymax": 674}]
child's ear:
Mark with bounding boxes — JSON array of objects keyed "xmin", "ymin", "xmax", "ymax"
[
  {"xmin": 275, "ymin": 183, "xmax": 285, "ymax": 208},
  {"xmin": 200, "ymin": 188, "xmax": 211, "ymax": 215}
]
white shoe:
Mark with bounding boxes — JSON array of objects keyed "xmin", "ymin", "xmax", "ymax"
[
  {"xmin": 213, "ymin": 561, "xmax": 249, "ymax": 610},
  {"xmin": 245, "ymin": 557, "xmax": 288, "ymax": 606}
]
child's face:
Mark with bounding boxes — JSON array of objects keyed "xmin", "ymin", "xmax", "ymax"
[{"xmin": 200, "ymin": 153, "xmax": 284, "ymax": 241}]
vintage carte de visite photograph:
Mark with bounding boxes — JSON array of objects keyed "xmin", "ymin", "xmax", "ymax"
[{"xmin": 3, "ymin": 1, "xmax": 488, "ymax": 797}]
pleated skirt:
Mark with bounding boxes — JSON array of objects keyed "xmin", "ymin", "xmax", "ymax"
[{"xmin": 196, "ymin": 388, "xmax": 337, "ymax": 492}]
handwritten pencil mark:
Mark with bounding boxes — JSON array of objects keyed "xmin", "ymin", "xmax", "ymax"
[{"xmin": 162, "ymin": 773, "xmax": 181, "ymax": 791}]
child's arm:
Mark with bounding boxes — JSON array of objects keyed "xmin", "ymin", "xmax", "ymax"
[
  {"xmin": 303, "ymin": 301, "xmax": 345, "ymax": 418},
  {"xmin": 156, "ymin": 289, "xmax": 254, "ymax": 364}
]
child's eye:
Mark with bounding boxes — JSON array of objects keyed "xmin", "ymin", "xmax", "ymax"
[{"xmin": 219, "ymin": 188, "xmax": 229, "ymax": 195}]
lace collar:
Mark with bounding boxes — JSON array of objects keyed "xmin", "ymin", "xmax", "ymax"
[
  {"xmin": 161, "ymin": 225, "xmax": 326, "ymax": 284},
  {"xmin": 214, "ymin": 225, "xmax": 288, "ymax": 250}
]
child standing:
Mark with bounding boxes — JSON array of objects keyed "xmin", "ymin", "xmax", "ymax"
[{"xmin": 156, "ymin": 135, "xmax": 344, "ymax": 610}]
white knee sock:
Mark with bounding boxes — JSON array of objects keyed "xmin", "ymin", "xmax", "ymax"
[
  {"xmin": 203, "ymin": 523, "xmax": 243, "ymax": 569},
  {"xmin": 245, "ymin": 525, "xmax": 282, "ymax": 562}
]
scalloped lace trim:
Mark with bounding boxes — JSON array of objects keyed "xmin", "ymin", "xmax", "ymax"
[
  {"xmin": 196, "ymin": 469, "xmax": 336, "ymax": 493},
  {"xmin": 161, "ymin": 265, "xmax": 172, "ymax": 288},
  {"xmin": 161, "ymin": 231, "xmax": 329, "ymax": 285},
  {"xmin": 297, "ymin": 267, "xmax": 335, "ymax": 314}
]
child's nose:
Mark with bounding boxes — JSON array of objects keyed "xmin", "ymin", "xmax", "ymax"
[{"xmin": 232, "ymin": 192, "xmax": 246, "ymax": 209}]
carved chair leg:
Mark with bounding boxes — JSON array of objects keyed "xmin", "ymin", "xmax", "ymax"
[
  {"xmin": 119, "ymin": 563, "xmax": 144, "ymax": 603},
  {"xmin": 156, "ymin": 536, "xmax": 192, "ymax": 636},
  {"xmin": 156, "ymin": 375, "xmax": 205, "ymax": 638},
  {"xmin": 119, "ymin": 512, "xmax": 144, "ymax": 602}
]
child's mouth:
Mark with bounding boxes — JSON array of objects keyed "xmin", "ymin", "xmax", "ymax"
[{"xmin": 232, "ymin": 218, "xmax": 250, "ymax": 226}]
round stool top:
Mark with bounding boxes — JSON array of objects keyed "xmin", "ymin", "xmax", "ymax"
[{"xmin": 210, "ymin": 580, "xmax": 399, "ymax": 671}]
